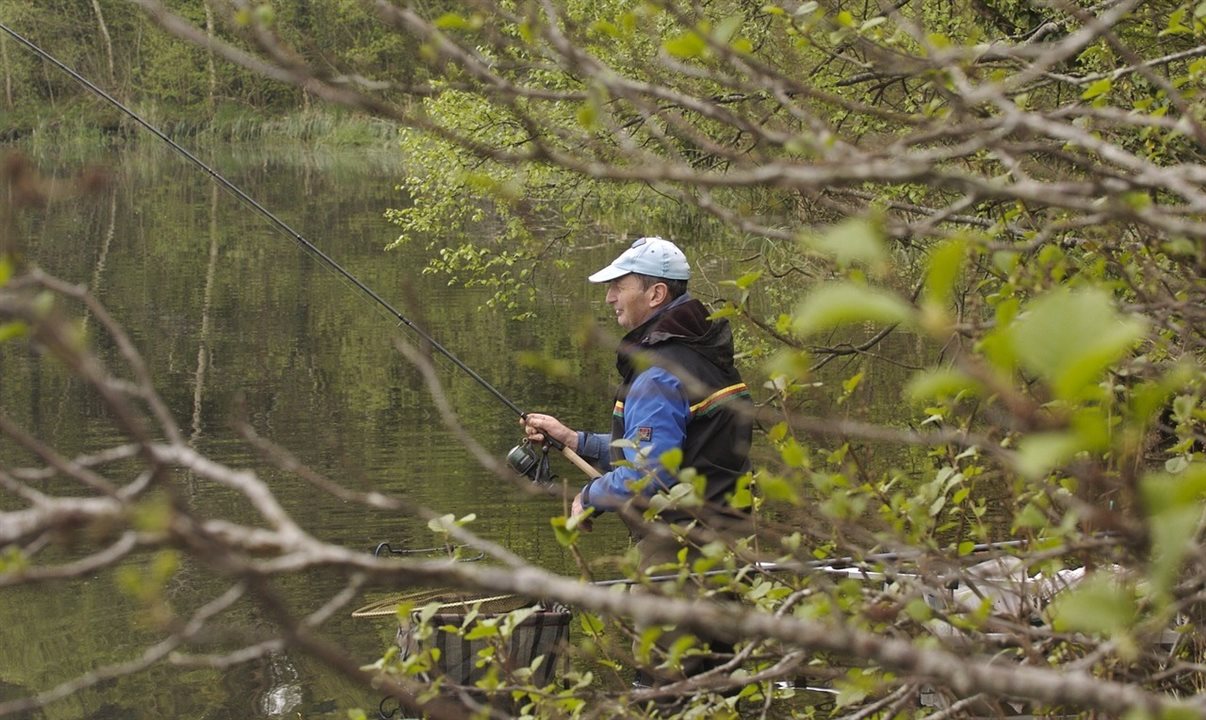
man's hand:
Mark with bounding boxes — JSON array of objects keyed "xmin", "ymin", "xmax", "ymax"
[
  {"xmin": 521, "ymin": 413, "xmax": 577, "ymax": 450},
  {"xmin": 571, "ymin": 491, "xmax": 593, "ymax": 532}
]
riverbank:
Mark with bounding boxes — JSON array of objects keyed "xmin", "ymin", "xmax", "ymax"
[{"xmin": 3, "ymin": 101, "xmax": 398, "ymax": 159}]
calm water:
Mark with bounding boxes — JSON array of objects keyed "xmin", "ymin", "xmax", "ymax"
[
  {"xmin": 0, "ymin": 139, "xmax": 932, "ymax": 719},
  {"xmin": 0, "ymin": 140, "xmax": 633, "ymax": 719}
]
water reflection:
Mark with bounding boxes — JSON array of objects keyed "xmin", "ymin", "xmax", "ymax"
[
  {"xmin": 257, "ymin": 652, "xmax": 304, "ymax": 717},
  {"xmin": 0, "ymin": 138, "xmax": 935, "ymax": 718},
  {"xmin": 0, "ymin": 140, "xmax": 619, "ymax": 719}
]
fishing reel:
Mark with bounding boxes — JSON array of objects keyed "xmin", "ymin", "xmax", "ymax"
[{"xmin": 506, "ymin": 440, "xmax": 557, "ymax": 485}]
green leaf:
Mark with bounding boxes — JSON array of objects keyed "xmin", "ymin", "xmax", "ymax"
[
  {"xmin": 659, "ymin": 447, "xmax": 683, "ymax": 473},
  {"xmin": 792, "ymin": 282, "xmax": 913, "ymax": 337},
  {"xmin": 779, "ymin": 438, "xmax": 806, "ymax": 467},
  {"xmin": 1081, "ymin": 78, "xmax": 1112, "ymax": 100},
  {"xmin": 0, "ymin": 546, "xmax": 29, "ymax": 574},
  {"xmin": 1006, "ymin": 287, "xmax": 1147, "ymax": 399},
  {"xmin": 0, "ymin": 256, "xmax": 12, "ymax": 286},
  {"xmin": 550, "ymin": 516, "xmax": 580, "ymax": 547},
  {"xmin": 579, "ymin": 612, "xmax": 605, "ymax": 635},
  {"xmin": 1141, "ymin": 465, "xmax": 1206, "ymax": 596},
  {"xmin": 434, "ymin": 13, "xmax": 472, "ymax": 30},
  {"xmin": 905, "ymin": 368, "xmax": 981, "ymax": 403},
  {"xmin": 428, "ymin": 513, "xmax": 455, "ymax": 533},
  {"xmin": 734, "ymin": 270, "xmax": 763, "ymax": 289},
  {"xmin": 923, "ymin": 237, "xmax": 968, "ymax": 307},
  {"xmin": 151, "ymin": 550, "xmax": 179, "ymax": 584},
  {"xmin": 1147, "ymin": 504, "xmax": 1199, "ymax": 599},
  {"xmin": 906, "ymin": 598, "xmax": 932, "ymax": 621},
  {"xmin": 567, "ymin": 506, "xmax": 593, "ymax": 531},
  {"xmin": 0, "ymin": 321, "xmax": 28, "ymax": 343},
  {"xmin": 834, "ymin": 668, "xmax": 879, "ymax": 707},
  {"xmin": 635, "ymin": 627, "xmax": 663, "ymax": 663},
  {"xmin": 768, "ymin": 422, "xmax": 788, "ymax": 443},
  {"xmin": 1160, "ymin": 7, "xmax": 1192, "ymax": 35},
  {"xmin": 1014, "ymin": 431, "xmax": 1084, "ymax": 479},
  {"xmin": 800, "ymin": 218, "xmax": 887, "ymax": 272},
  {"xmin": 714, "ymin": 14, "xmax": 743, "ymax": 43},
  {"xmin": 464, "ymin": 621, "xmax": 500, "ymax": 640},
  {"xmin": 927, "ymin": 32, "xmax": 951, "ymax": 48},
  {"xmin": 517, "ymin": 21, "xmax": 534, "ymax": 44},
  {"xmin": 132, "ymin": 496, "xmax": 174, "ymax": 533},
  {"xmin": 589, "ymin": 20, "xmax": 620, "ymax": 37},
  {"xmin": 1049, "ymin": 575, "xmax": 1137, "ymax": 636},
  {"xmin": 517, "ymin": 351, "xmax": 572, "ymax": 380},
  {"xmin": 661, "ymin": 481, "xmax": 700, "ymax": 508},
  {"xmin": 1166, "ymin": 456, "xmax": 1190, "ymax": 473},
  {"xmin": 730, "ymin": 485, "xmax": 753, "ymax": 509},
  {"xmin": 576, "ymin": 101, "xmax": 598, "ymax": 130},
  {"xmin": 731, "ymin": 37, "xmax": 754, "ymax": 53},
  {"xmin": 1012, "ymin": 502, "xmax": 1047, "ymax": 530},
  {"xmin": 252, "ymin": 4, "xmax": 275, "ymax": 26},
  {"xmin": 1171, "ymin": 394, "xmax": 1197, "ymax": 424},
  {"xmin": 664, "ymin": 31, "xmax": 707, "ymax": 59},
  {"xmin": 757, "ymin": 474, "xmax": 800, "ymax": 503}
]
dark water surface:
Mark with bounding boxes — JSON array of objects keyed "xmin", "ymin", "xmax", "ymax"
[
  {"xmin": 0, "ymin": 139, "xmax": 938, "ymax": 719},
  {"xmin": 0, "ymin": 141, "xmax": 633, "ymax": 719}
]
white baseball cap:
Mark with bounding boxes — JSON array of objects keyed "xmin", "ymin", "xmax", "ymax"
[{"xmin": 587, "ymin": 237, "xmax": 691, "ymax": 283}]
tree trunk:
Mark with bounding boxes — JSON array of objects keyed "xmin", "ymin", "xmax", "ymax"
[
  {"xmin": 90, "ymin": 0, "xmax": 116, "ymax": 87},
  {"xmin": 1, "ymin": 30, "xmax": 12, "ymax": 109},
  {"xmin": 203, "ymin": 0, "xmax": 216, "ymax": 114}
]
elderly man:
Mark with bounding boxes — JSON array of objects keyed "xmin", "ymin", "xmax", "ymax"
[
  {"xmin": 523, "ymin": 236, "xmax": 752, "ymax": 543},
  {"xmin": 523, "ymin": 237, "xmax": 753, "ymax": 694}
]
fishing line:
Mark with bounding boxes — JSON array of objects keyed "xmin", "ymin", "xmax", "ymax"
[{"xmin": 0, "ymin": 20, "xmax": 527, "ymax": 420}]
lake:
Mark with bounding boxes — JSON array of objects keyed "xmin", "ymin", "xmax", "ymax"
[
  {"xmin": 0, "ymin": 138, "xmax": 640, "ymax": 719},
  {"xmin": 0, "ymin": 135, "xmax": 932, "ymax": 719}
]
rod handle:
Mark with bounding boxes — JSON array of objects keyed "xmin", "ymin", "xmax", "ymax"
[{"xmin": 561, "ymin": 446, "xmax": 602, "ymax": 479}]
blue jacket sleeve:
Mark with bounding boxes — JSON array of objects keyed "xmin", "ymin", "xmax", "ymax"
[
  {"xmin": 580, "ymin": 367, "xmax": 688, "ymax": 512},
  {"xmin": 575, "ymin": 431, "xmax": 612, "ymax": 469}
]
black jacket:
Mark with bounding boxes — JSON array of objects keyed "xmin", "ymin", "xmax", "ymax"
[{"xmin": 586, "ymin": 293, "xmax": 752, "ymax": 530}]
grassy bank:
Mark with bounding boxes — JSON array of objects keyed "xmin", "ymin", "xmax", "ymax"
[{"xmin": 3, "ymin": 100, "xmax": 399, "ymax": 160}]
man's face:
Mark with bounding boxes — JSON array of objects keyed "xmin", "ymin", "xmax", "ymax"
[{"xmin": 605, "ymin": 274, "xmax": 659, "ymax": 330}]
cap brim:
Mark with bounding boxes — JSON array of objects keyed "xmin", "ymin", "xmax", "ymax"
[{"xmin": 587, "ymin": 264, "xmax": 630, "ymax": 283}]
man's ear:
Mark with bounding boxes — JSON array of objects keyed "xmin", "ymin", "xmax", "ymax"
[{"xmin": 648, "ymin": 281, "xmax": 670, "ymax": 307}]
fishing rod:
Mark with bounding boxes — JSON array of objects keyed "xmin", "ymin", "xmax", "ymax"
[{"xmin": 0, "ymin": 21, "xmax": 598, "ymax": 480}]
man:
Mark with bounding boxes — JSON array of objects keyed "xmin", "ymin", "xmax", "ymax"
[
  {"xmin": 524, "ymin": 237, "xmax": 753, "ymax": 696},
  {"xmin": 523, "ymin": 234, "xmax": 753, "ymax": 561}
]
